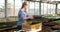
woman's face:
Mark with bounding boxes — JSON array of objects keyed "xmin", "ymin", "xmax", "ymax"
[{"xmin": 25, "ymin": 4, "xmax": 29, "ymax": 10}]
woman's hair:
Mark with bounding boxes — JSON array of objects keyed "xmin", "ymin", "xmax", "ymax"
[{"xmin": 21, "ymin": 2, "xmax": 27, "ymax": 9}]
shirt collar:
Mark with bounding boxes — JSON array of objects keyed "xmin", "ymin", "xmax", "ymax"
[{"xmin": 21, "ymin": 9, "xmax": 26, "ymax": 12}]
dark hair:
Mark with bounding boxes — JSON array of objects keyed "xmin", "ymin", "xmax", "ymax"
[{"xmin": 21, "ymin": 2, "xmax": 27, "ymax": 9}]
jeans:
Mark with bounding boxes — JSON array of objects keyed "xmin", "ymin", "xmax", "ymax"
[{"xmin": 17, "ymin": 25, "xmax": 22, "ymax": 30}]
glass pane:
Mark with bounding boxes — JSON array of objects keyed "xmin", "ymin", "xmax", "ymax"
[
  {"xmin": 50, "ymin": 4, "xmax": 55, "ymax": 14},
  {"xmin": 48, "ymin": 4, "xmax": 51, "ymax": 15},
  {"xmin": 41, "ymin": 3, "xmax": 44, "ymax": 15},
  {"xmin": 0, "ymin": 0, "xmax": 5, "ymax": 18},
  {"xmin": 35, "ymin": 2, "xmax": 39, "ymax": 15},
  {"xmin": 58, "ymin": 4, "xmax": 60, "ymax": 9},
  {"xmin": 57, "ymin": 4, "xmax": 60, "ymax": 14},
  {"xmin": 7, "ymin": 0, "xmax": 14, "ymax": 17},
  {"xmin": 29, "ymin": 2, "xmax": 34, "ymax": 15},
  {"xmin": 44, "ymin": 3, "xmax": 47, "ymax": 15},
  {"xmin": 28, "ymin": 2, "xmax": 39, "ymax": 15},
  {"xmin": 41, "ymin": 3, "xmax": 55, "ymax": 15}
]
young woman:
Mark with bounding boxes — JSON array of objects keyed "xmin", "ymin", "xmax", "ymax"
[{"xmin": 17, "ymin": 2, "xmax": 34, "ymax": 31}]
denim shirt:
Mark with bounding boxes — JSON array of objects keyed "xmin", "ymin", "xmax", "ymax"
[{"xmin": 17, "ymin": 9, "xmax": 28, "ymax": 25}]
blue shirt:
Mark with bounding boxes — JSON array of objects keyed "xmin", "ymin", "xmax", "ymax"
[{"xmin": 17, "ymin": 9, "xmax": 28, "ymax": 25}]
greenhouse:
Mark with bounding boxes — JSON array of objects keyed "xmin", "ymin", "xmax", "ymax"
[{"xmin": 0, "ymin": 0, "xmax": 60, "ymax": 32}]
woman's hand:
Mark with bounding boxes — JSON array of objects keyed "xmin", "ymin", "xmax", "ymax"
[{"xmin": 29, "ymin": 16, "xmax": 34, "ymax": 19}]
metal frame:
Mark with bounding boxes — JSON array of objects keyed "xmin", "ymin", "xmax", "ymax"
[
  {"xmin": 55, "ymin": 4, "xmax": 58, "ymax": 14},
  {"xmin": 39, "ymin": 1, "xmax": 41, "ymax": 15},
  {"xmin": 26, "ymin": 0, "xmax": 60, "ymax": 15},
  {"xmin": 4, "ymin": 0, "xmax": 60, "ymax": 17},
  {"xmin": 41, "ymin": 1, "xmax": 60, "ymax": 14},
  {"xmin": 5, "ymin": 0, "xmax": 7, "ymax": 18}
]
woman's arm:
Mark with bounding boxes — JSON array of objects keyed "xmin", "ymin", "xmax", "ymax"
[
  {"xmin": 19, "ymin": 11, "xmax": 34, "ymax": 20},
  {"xmin": 23, "ymin": 15, "xmax": 34, "ymax": 20},
  {"xmin": 23, "ymin": 17, "xmax": 30, "ymax": 20}
]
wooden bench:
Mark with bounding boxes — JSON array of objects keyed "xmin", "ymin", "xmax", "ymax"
[{"xmin": 0, "ymin": 25, "xmax": 17, "ymax": 31}]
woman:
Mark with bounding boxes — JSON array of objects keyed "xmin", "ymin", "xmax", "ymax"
[{"xmin": 17, "ymin": 2, "xmax": 34, "ymax": 31}]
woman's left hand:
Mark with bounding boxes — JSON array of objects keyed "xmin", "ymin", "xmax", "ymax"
[{"xmin": 30, "ymin": 16, "xmax": 34, "ymax": 19}]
